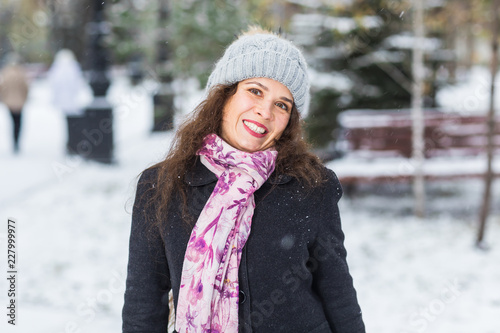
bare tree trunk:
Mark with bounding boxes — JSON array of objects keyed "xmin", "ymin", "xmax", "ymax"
[
  {"xmin": 477, "ymin": 0, "xmax": 499, "ymax": 248},
  {"xmin": 412, "ymin": 0, "xmax": 426, "ymax": 218},
  {"xmin": 464, "ymin": 0, "xmax": 476, "ymax": 70},
  {"xmin": 0, "ymin": 6, "xmax": 14, "ymax": 56}
]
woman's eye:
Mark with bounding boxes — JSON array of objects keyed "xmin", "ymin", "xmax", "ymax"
[
  {"xmin": 276, "ymin": 102, "xmax": 289, "ymax": 111},
  {"xmin": 249, "ymin": 88, "xmax": 261, "ymax": 96}
]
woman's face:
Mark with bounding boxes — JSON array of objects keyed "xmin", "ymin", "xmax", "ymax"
[{"xmin": 220, "ymin": 77, "xmax": 293, "ymax": 153}]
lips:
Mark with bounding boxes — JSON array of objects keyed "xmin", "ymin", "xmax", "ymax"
[{"xmin": 243, "ymin": 119, "xmax": 268, "ymax": 138}]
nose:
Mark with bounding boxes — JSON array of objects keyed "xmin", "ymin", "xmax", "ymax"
[{"xmin": 255, "ymin": 100, "xmax": 273, "ymax": 120}]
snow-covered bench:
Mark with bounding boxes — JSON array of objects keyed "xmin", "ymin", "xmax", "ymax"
[{"xmin": 328, "ymin": 109, "xmax": 500, "ymax": 184}]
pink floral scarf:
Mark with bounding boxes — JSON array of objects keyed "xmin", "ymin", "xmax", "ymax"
[{"xmin": 175, "ymin": 134, "xmax": 277, "ymax": 333}]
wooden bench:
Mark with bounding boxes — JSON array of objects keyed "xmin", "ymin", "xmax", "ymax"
[{"xmin": 328, "ymin": 109, "xmax": 500, "ymax": 184}]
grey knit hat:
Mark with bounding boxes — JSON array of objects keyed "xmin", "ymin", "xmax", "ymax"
[{"xmin": 206, "ymin": 32, "xmax": 310, "ymax": 115}]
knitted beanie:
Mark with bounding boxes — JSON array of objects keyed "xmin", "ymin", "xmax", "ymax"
[{"xmin": 206, "ymin": 32, "xmax": 310, "ymax": 115}]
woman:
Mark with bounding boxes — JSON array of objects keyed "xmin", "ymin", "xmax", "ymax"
[
  {"xmin": 0, "ymin": 54, "xmax": 29, "ymax": 153},
  {"xmin": 123, "ymin": 27, "xmax": 365, "ymax": 333},
  {"xmin": 46, "ymin": 49, "xmax": 89, "ymax": 154}
]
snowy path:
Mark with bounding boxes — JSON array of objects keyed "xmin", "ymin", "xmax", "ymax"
[
  {"xmin": 0, "ymin": 76, "xmax": 174, "ymax": 332},
  {"xmin": 0, "ymin": 73, "xmax": 499, "ymax": 332}
]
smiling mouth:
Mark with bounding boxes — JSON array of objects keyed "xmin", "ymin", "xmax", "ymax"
[{"xmin": 243, "ymin": 120, "xmax": 267, "ymax": 135}]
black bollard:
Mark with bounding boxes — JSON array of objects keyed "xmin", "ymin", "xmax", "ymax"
[
  {"xmin": 152, "ymin": 0, "xmax": 175, "ymax": 132},
  {"xmin": 153, "ymin": 73, "xmax": 175, "ymax": 132},
  {"xmin": 84, "ymin": 0, "xmax": 114, "ymax": 164}
]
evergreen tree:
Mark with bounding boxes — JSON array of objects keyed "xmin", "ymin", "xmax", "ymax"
[
  {"xmin": 46, "ymin": 0, "xmax": 90, "ymax": 64},
  {"xmin": 107, "ymin": 0, "xmax": 158, "ymax": 65},
  {"xmin": 167, "ymin": 0, "xmax": 249, "ymax": 87},
  {"xmin": 290, "ymin": 0, "xmax": 416, "ymax": 148}
]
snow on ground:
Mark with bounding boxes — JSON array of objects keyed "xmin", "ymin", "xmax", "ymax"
[
  {"xmin": 0, "ymin": 69, "xmax": 499, "ymax": 332},
  {"xmin": 436, "ymin": 66, "xmax": 500, "ymax": 114},
  {"xmin": 335, "ymin": 180, "xmax": 500, "ymax": 333}
]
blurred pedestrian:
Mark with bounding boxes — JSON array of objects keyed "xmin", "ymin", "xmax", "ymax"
[
  {"xmin": 46, "ymin": 49, "xmax": 89, "ymax": 154},
  {"xmin": 123, "ymin": 26, "xmax": 365, "ymax": 333},
  {"xmin": 0, "ymin": 54, "xmax": 29, "ymax": 153}
]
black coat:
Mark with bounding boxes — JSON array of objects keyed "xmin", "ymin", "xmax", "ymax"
[{"xmin": 122, "ymin": 158, "xmax": 365, "ymax": 333}]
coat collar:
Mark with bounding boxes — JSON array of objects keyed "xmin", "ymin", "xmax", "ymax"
[{"xmin": 184, "ymin": 157, "xmax": 292, "ymax": 187}]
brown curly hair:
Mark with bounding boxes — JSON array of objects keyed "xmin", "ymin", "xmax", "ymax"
[{"xmin": 146, "ymin": 82, "xmax": 326, "ymax": 228}]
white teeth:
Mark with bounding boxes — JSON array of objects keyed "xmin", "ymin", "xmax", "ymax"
[{"xmin": 243, "ymin": 120, "xmax": 266, "ymax": 134}]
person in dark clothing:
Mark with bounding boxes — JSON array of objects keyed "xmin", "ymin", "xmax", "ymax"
[
  {"xmin": 123, "ymin": 26, "xmax": 365, "ymax": 333},
  {"xmin": 9, "ymin": 111, "xmax": 22, "ymax": 152},
  {"xmin": 0, "ymin": 58, "xmax": 29, "ymax": 153}
]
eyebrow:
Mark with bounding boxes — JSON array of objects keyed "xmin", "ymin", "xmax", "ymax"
[{"xmin": 244, "ymin": 81, "xmax": 294, "ymax": 105}]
